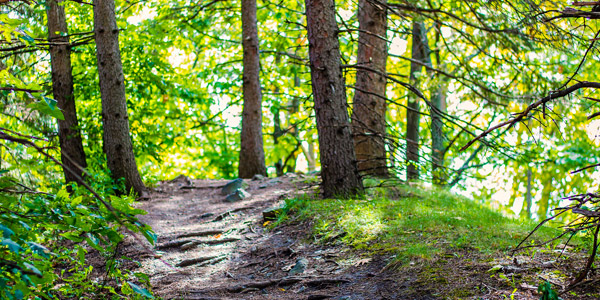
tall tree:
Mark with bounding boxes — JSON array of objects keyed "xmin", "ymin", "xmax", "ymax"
[
  {"xmin": 405, "ymin": 21, "xmax": 429, "ymax": 181},
  {"xmin": 430, "ymin": 23, "xmax": 447, "ymax": 184},
  {"xmin": 46, "ymin": 0, "xmax": 88, "ymax": 185},
  {"xmin": 305, "ymin": 0, "xmax": 363, "ymax": 198},
  {"xmin": 352, "ymin": 0, "xmax": 388, "ymax": 177},
  {"xmin": 239, "ymin": 0, "xmax": 267, "ymax": 178},
  {"xmin": 93, "ymin": 0, "xmax": 146, "ymax": 195}
]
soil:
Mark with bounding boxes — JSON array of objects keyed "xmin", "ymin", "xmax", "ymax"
[{"xmin": 117, "ymin": 175, "xmax": 600, "ymax": 300}]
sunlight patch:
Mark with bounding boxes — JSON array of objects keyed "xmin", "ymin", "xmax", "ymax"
[
  {"xmin": 127, "ymin": 7, "xmax": 157, "ymax": 25},
  {"xmin": 340, "ymin": 209, "xmax": 384, "ymax": 238}
]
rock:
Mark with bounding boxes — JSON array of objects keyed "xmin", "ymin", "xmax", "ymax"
[
  {"xmin": 252, "ymin": 174, "xmax": 265, "ymax": 181},
  {"xmin": 180, "ymin": 241, "xmax": 198, "ymax": 250},
  {"xmin": 225, "ymin": 189, "xmax": 251, "ymax": 202},
  {"xmin": 262, "ymin": 207, "xmax": 283, "ymax": 221},
  {"xmin": 169, "ymin": 174, "xmax": 193, "ymax": 186},
  {"xmin": 259, "ymin": 178, "xmax": 282, "ymax": 189},
  {"xmin": 221, "ymin": 178, "xmax": 245, "ymax": 195},
  {"xmin": 289, "ymin": 258, "xmax": 309, "ymax": 275},
  {"xmin": 199, "ymin": 212, "xmax": 215, "ymax": 219}
]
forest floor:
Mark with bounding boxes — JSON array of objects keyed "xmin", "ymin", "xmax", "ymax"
[{"xmin": 117, "ymin": 175, "xmax": 600, "ymax": 300}]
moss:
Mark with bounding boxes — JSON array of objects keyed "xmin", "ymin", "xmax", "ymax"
[{"xmin": 448, "ymin": 287, "xmax": 476, "ymax": 298}]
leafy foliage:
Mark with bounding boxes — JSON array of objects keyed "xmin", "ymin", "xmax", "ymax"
[
  {"xmin": 0, "ymin": 13, "xmax": 155, "ymax": 299},
  {"xmin": 538, "ymin": 281, "xmax": 561, "ymax": 300}
]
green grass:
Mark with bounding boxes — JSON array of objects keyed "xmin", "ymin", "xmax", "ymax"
[{"xmin": 277, "ymin": 183, "xmax": 562, "ymax": 263}]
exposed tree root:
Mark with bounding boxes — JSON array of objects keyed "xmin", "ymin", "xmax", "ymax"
[
  {"xmin": 157, "ymin": 239, "xmax": 195, "ymax": 249},
  {"xmin": 304, "ymin": 278, "xmax": 351, "ymax": 287},
  {"xmin": 177, "ymin": 255, "xmax": 221, "ymax": 267},
  {"xmin": 212, "ymin": 206, "xmax": 253, "ymax": 222},
  {"xmin": 178, "ymin": 237, "xmax": 242, "ymax": 251},
  {"xmin": 177, "ymin": 230, "xmax": 224, "ymax": 238}
]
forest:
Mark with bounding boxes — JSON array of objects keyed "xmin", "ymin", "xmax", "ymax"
[{"xmin": 1, "ymin": 0, "xmax": 600, "ymax": 299}]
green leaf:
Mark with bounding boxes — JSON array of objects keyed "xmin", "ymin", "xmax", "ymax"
[
  {"xmin": 0, "ymin": 176, "xmax": 17, "ymax": 189},
  {"xmin": 18, "ymin": 221, "xmax": 30, "ymax": 231},
  {"xmin": 70, "ymin": 196, "xmax": 83, "ymax": 207},
  {"xmin": 142, "ymin": 229, "xmax": 157, "ymax": 246},
  {"xmin": 23, "ymin": 263, "xmax": 42, "ymax": 277},
  {"xmin": 19, "ymin": 33, "xmax": 34, "ymax": 43},
  {"xmin": 127, "ymin": 281, "xmax": 154, "ymax": 299},
  {"xmin": 106, "ymin": 230, "xmax": 123, "ymax": 243},
  {"xmin": 26, "ymin": 102, "xmax": 64, "ymax": 120},
  {"xmin": 85, "ymin": 233, "xmax": 103, "ymax": 252},
  {"xmin": 0, "ymin": 224, "xmax": 14, "ymax": 238},
  {"xmin": 56, "ymin": 187, "xmax": 70, "ymax": 201},
  {"xmin": 26, "ymin": 242, "xmax": 50, "ymax": 258},
  {"xmin": 60, "ymin": 232, "xmax": 84, "ymax": 242},
  {"xmin": 1, "ymin": 239, "xmax": 22, "ymax": 254},
  {"xmin": 42, "ymin": 96, "xmax": 57, "ymax": 110}
]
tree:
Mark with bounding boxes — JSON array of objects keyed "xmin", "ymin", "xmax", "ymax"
[
  {"xmin": 46, "ymin": 0, "xmax": 88, "ymax": 185},
  {"xmin": 305, "ymin": 0, "xmax": 363, "ymax": 198},
  {"xmin": 93, "ymin": 0, "xmax": 146, "ymax": 195},
  {"xmin": 239, "ymin": 0, "xmax": 267, "ymax": 178},
  {"xmin": 405, "ymin": 21, "xmax": 429, "ymax": 181},
  {"xmin": 352, "ymin": 0, "xmax": 388, "ymax": 177},
  {"xmin": 429, "ymin": 23, "xmax": 447, "ymax": 185}
]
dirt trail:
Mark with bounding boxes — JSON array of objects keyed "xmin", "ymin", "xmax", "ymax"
[
  {"xmin": 119, "ymin": 176, "xmax": 595, "ymax": 300},
  {"xmin": 123, "ymin": 175, "xmax": 394, "ymax": 300}
]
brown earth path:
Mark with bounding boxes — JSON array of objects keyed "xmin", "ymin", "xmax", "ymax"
[{"xmin": 122, "ymin": 175, "xmax": 399, "ymax": 300}]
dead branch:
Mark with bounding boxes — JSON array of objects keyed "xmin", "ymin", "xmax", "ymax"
[{"xmin": 461, "ymin": 81, "xmax": 600, "ymax": 151}]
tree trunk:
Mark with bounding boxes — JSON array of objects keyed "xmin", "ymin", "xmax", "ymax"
[
  {"xmin": 93, "ymin": 0, "xmax": 146, "ymax": 195},
  {"xmin": 239, "ymin": 0, "xmax": 267, "ymax": 178},
  {"xmin": 524, "ymin": 167, "xmax": 532, "ymax": 218},
  {"xmin": 430, "ymin": 22, "xmax": 447, "ymax": 185},
  {"xmin": 47, "ymin": 0, "xmax": 88, "ymax": 185},
  {"xmin": 352, "ymin": 0, "xmax": 388, "ymax": 177},
  {"xmin": 286, "ymin": 90, "xmax": 301, "ymax": 173},
  {"xmin": 406, "ymin": 22, "xmax": 429, "ymax": 181},
  {"xmin": 305, "ymin": 0, "xmax": 363, "ymax": 198},
  {"xmin": 430, "ymin": 81, "xmax": 446, "ymax": 184},
  {"xmin": 301, "ymin": 141, "xmax": 317, "ymax": 172}
]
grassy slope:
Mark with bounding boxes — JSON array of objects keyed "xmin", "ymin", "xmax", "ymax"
[
  {"xmin": 275, "ymin": 182, "xmax": 595, "ymax": 299},
  {"xmin": 280, "ymin": 183, "xmax": 559, "ymax": 262}
]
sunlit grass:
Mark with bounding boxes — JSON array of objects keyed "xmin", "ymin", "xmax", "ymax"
[{"xmin": 277, "ymin": 183, "xmax": 562, "ymax": 263}]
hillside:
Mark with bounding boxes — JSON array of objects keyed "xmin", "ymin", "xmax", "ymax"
[{"xmin": 116, "ymin": 175, "xmax": 598, "ymax": 300}]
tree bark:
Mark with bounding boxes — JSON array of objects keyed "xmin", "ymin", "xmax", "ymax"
[
  {"xmin": 406, "ymin": 22, "xmax": 429, "ymax": 181},
  {"xmin": 305, "ymin": 0, "xmax": 363, "ymax": 198},
  {"xmin": 93, "ymin": 0, "xmax": 146, "ymax": 195},
  {"xmin": 352, "ymin": 0, "xmax": 388, "ymax": 177},
  {"xmin": 47, "ymin": 0, "xmax": 88, "ymax": 185},
  {"xmin": 430, "ymin": 23, "xmax": 447, "ymax": 184},
  {"xmin": 524, "ymin": 167, "xmax": 532, "ymax": 218},
  {"xmin": 239, "ymin": 0, "xmax": 267, "ymax": 178}
]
